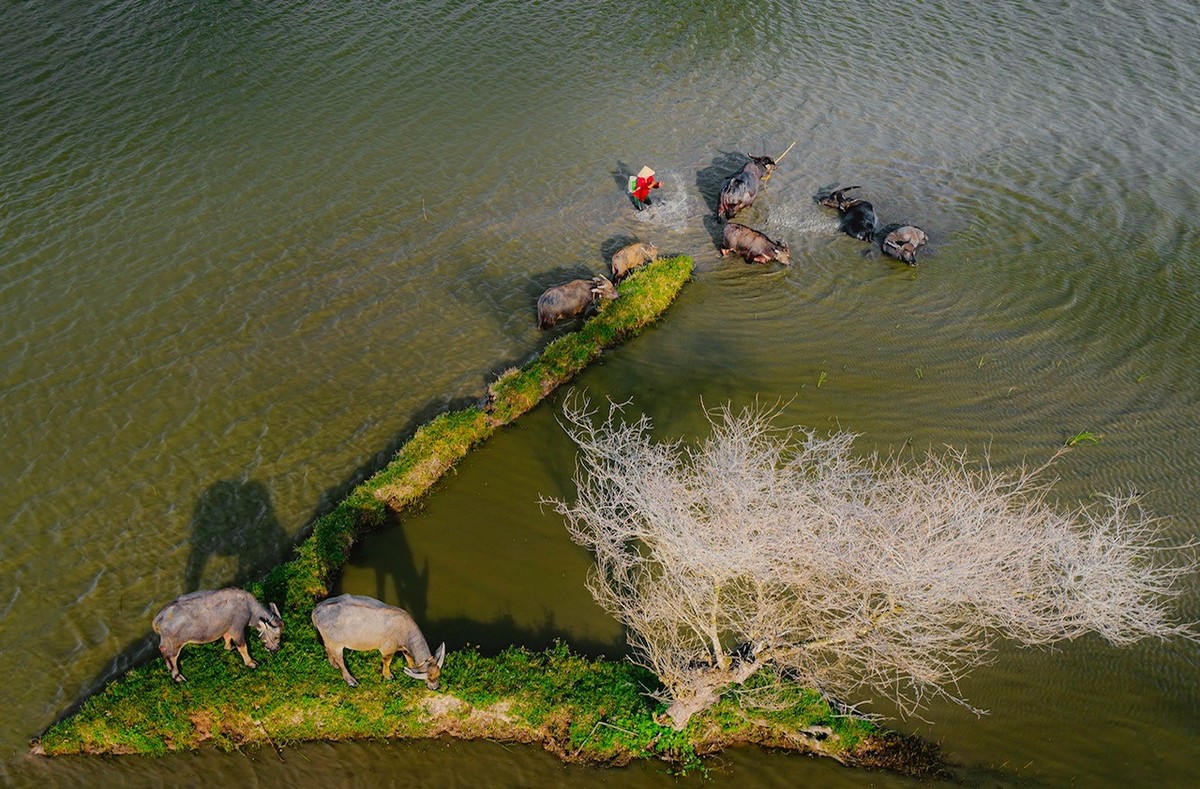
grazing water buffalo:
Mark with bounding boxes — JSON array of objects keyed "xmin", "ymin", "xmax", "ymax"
[
  {"xmin": 816, "ymin": 186, "xmax": 879, "ymax": 241},
  {"xmin": 312, "ymin": 594, "xmax": 446, "ymax": 689},
  {"xmin": 152, "ymin": 588, "xmax": 282, "ymax": 683},
  {"xmin": 536, "ymin": 276, "xmax": 619, "ymax": 329},
  {"xmin": 878, "ymin": 223, "xmax": 929, "ymax": 265},
  {"xmin": 610, "ymin": 241, "xmax": 657, "ymax": 283},
  {"xmin": 717, "ymin": 155, "xmax": 777, "ymax": 219},
  {"xmin": 720, "ymin": 222, "xmax": 791, "ymax": 265}
]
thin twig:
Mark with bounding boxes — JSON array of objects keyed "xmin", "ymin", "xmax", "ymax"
[
  {"xmin": 775, "ymin": 140, "xmax": 797, "ymax": 163},
  {"xmin": 572, "ymin": 720, "xmax": 639, "ymax": 756},
  {"xmin": 256, "ymin": 720, "xmax": 285, "ymax": 762}
]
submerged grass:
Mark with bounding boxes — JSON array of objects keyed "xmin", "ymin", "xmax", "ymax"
[{"xmin": 35, "ymin": 254, "xmax": 942, "ymax": 776}]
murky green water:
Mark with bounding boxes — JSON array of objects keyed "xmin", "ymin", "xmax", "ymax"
[{"xmin": 3, "ymin": 1, "xmax": 1199, "ymax": 785}]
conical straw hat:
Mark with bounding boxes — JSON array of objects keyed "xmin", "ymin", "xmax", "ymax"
[{"xmin": 637, "ymin": 165, "xmax": 655, "ymax": 179}]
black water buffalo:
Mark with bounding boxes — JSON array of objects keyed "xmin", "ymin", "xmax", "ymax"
[
  {"xmin": 717, "ymin": 155, "xmax": 777, "ymax": 219},
  {"xmin": 816, "ymin": 186, "xmax": 878, "ymax": 241},
  {"xmin": 537, "ymin": 276, "xmax": 619, "ymax": 329},
  {"xmin": 610, "ymin": 241, "xmax": 657, "ymax": 283},
  {"xmin": 878, "ymin": 223, "xmax": 929, "ymax": 265},
  {"xmin": 720, "ymin": 222, "xmax": 791, "ymax": 265}
]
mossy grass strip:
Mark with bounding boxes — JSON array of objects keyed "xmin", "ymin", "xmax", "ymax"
[
  {"xmin": 35, "ymin": 254, "xmax": 943, "ymax": 777},
  {"xmin": 258, "ymin": 256, "xmax": 691, "ymax": 611},
  {"xmin": 484, "ymin": 255, "xmax": 693, "ymax": 424},
  {"xmin": 39, "ymin": 637, "xmax": 911, "ymax": 773}
]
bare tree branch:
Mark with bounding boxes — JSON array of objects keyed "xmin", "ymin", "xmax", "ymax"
[{"xmin": 548, "ymin": 395, "xmax": 1198, "ymax": 729}]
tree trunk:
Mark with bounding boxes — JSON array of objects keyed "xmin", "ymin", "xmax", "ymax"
[{"xmin": 661, "ymin": 659, "xmax": 765, "ymax": 730}]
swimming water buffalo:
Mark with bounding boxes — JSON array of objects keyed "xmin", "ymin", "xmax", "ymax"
[
  {"xmin": 878, "ymin": 223, "xmax": 929, "ymax": 265},
  {"xmin": 816, "ymin": 186, "xmax": 879, "ymax": 241},
  {"xmin": 152, "ymin": 587, "xmax": 282, "ymax": 683},
  {"xmin": 312, "ymin": 594, "xmax": 446, "ymax": 689},
  {"xmin": 610, "ymin": 241, "xmax": 657, "ymax": 283},
  {"xmin": 720, "ymin": 222, "xmax": 791, "ymax": 265},
  {"xmin": 717, "ymin": 155, "xmax": 777, "ymax": 219},
  {"xmin": 536, "ymin": 276, "xmax": 619, "ymax": 329}
]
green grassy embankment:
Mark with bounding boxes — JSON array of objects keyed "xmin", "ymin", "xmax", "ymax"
[{"xmin": 34, "ymin": 255, "xmax": 943, "ymax": 777}]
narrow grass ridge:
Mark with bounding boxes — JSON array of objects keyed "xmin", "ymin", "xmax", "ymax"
[
  {"xmin": 34, "ymin": 255, "xmax": 944, "ymax": 777},
  {"xmin": 38, "ymin": 637, "xmax": 935, "ymax": 774},
  {"xmin": 261, "ymin": 255, "xmax": 693, "ymax": 612}
]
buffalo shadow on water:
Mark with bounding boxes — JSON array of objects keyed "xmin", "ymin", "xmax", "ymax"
[
  {"xmin": 695, "ymin": 151, "xmax": 753, "ymax": 254},
  {"xmin": 40, "ymin": 475, "xmax": 293, "ymax": 739},
  {"xmin": 331, "ymin": 508, "xmax": 630, "ymax": 662},
  {"xmin": 185, "ymin": 479, "xmax": 288, "ymax": 593},
  {"xmin": 696, "ymin": 150, "xmax": 750, "ymax": 216},
  {"xmin": 41, "ymin": 395, "xmax": 478, "ymax": 739},
  {"xmin": 599, "ymin": 234, "xmax": 642, "ymax": 265}
]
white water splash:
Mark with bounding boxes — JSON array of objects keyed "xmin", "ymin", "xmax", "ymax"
[{"xmin": 629, "ymin": 172, "xmax": 708, "ymax": 232}]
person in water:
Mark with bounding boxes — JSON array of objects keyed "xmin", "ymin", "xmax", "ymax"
[{"xmin": 629, "ymin": 165, "xmax": 662, "ymax": 210}]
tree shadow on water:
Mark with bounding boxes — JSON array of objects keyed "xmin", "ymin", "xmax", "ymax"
[{"xmin": 185, "ymin": 479, "xmax": 288, "ymax": 593}]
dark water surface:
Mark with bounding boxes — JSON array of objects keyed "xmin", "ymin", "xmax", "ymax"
[{"xmin": 3, "ymin": 1, "xmax": 1199, "ymax": 785}]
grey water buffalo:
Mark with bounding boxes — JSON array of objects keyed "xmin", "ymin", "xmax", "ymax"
[
  {"xmin": 312, "ymin": 594, "xmax": 446, "ymax": 689},
  {"xmin": 816, "ymin": 186, "xmax": 879, "ymax": 242},
  {"xmin": 719, "ymin": 222, "xmax": 791, "ymax": 265},
  {"xmin": 536, "ymin": 276, "xmax": 619, "ymax": 329},
  {"xmin": 610, "ymin": 241, "xmax": 657, "ymax": 283},
  {"xmin": 879, "ymin": 223, "xmax": 929, "ymax": 265},
  {"xmin": 152, "ymin": 587, "xmax": 282, "ymax": 683},
  {"xmin": 717, "ymin": 155, "xmax": 777, "ymax": 219}
]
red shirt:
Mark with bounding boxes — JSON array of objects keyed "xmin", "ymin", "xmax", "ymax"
[{"xmin": 633, "ymin": 175, "xmax": 660, "ymax": 201}]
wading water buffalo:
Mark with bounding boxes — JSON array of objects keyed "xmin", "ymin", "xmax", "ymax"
[
  {"xmin": 610, "ymin": 241, "xmax": 657, "ymax": 283},
  {"xmin": 717, "ymin": 155, "xmax": 777, "ymax": 219},
  {"xmin": 536, "ymin": 276, "xmax": 619, "ymax": 329},
  {"xmin": 152, "ymin": 587, "xmax": 282, "ymax": 683},
  {"xmin": 816, "ymin": 186, "xmax": 879, "ymax": 241},
  {"xmin": 312, "ymin": 594, "xmax": 446, "ymax": 689},
  {"xmin": 879, "ymin": 223, "xmax": 929, "ymax": 265},
  {"xmin": 720, "ymin": 222, "xmax": 791, "ymax": 265}
]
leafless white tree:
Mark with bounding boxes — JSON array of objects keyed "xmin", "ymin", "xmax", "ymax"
[{"xmin": 550, "ymin": 396, "xmax": 1198, "ymax": 730}]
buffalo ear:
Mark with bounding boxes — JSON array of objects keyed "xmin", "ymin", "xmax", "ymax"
[
  {"xmin": 404, "ymin": 667, "xmax": 427, "ymax": 680},
  {"xmin": 434, "ymin": 642, "xmax": 447, "ymax": 668}
]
